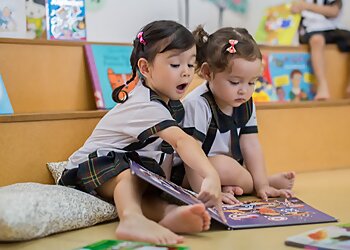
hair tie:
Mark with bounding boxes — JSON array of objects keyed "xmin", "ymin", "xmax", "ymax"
[
  {"xmin": 226, "ymin": 39, "xmax": 238, "ymax": 54},
  {"xmin": 203, "ymin": 35, "xmax": 208, "ymax": 43},
  {"xmin": 137, "ymin": 31, "xmax": 147, "ymax": 45}
]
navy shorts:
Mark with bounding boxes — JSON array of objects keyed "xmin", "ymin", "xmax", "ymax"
[{"xmin": 300, "ymin": 29, "xmax": 350, "ymax": 52}]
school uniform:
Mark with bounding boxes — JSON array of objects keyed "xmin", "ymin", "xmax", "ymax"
[
  {"xmin": 59, "ymin": 82, "xmax": 184, "ymax": 195},
  {"xmin": 299, "ymin": 0, "xmax": 350, "ymax": 51},
  {"xmin": 171, "ymin": 82, "xmax": 257, "ymax": 184}
]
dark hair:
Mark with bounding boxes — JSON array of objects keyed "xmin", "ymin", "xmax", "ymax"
[
  {"xmin": 335, "ymin": 0, "xmax": 342, "ymax": 8},
  {"xmin": 290, "ymin": 69, "xmax": 302, "ymax": 78},
  {"xmin": 112, "ymin": 20, "xmax": 195, "ymax": 103},
  {"xmin": 193, "ymin": 26, "xmax": 262, "ymax": 74}
]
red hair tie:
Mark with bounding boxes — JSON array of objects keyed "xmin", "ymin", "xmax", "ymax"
[
  {"xmin": 137, "ymin": 32, "xmax": 147, "ymax": 45},
  {"xmin": 226, "ymin": 39, "xmax": 238, "ymax": 54}
]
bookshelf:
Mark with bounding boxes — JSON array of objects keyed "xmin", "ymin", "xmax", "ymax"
[{"xmin": 0, "ymin": 38, "xmax": 350, "ymax": 186}]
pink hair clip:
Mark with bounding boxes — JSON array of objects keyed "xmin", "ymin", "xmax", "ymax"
[
  {"xmin": 137, "ymin": 31, "xmax": 147, "ymax": 45},
  {"xmin": 226, "ymin": 39, "xmax": 238, "ymax": 54}
]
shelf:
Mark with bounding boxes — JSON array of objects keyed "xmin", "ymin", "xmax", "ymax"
[
  {"xmin": 1, "ymin": 99, "xmax": 349, "ymax": 123},
  {"xmin": 0, "ymin": 110, "xmax": 107, "ymax": 123},
  {"xmin": 256, "ymin": 98, "xmax": 350, "ymax": 110},
  {"xmin": 0, "ymin": 37, "xmax": 131, "ymax": 47}
]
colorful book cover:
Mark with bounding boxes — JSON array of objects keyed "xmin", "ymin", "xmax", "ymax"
[
  {"xmin": 0, "ymin": 0, "xmax": 26, "ymax": 39},
  {"xmin": 130, "ymin": 161, "xmax": 337, "ymax": 230},
  {"xmin": 268, "ymin": 52, "xmax": 316, "ymax": 102},
  {"xmin": 46, "ymin": 0, "xmax": 86, "ymax": 40},
  {"xmin": 84, "ymin": 44, "xmax": 138, "ymax": 110},
  {"xmin": 26, "ymin": 0, "xmax": 46, "ymax": 39},
  {"xmin": 285, "ymin": 223, "xmax": 350, "ymax": 250},
  {"xmin": 253, "ymin": 54, "xmax": 278, "ymax": 102},
  {"xmin": 0, "ymin": 75, "xmax": 14, "ymax": 115},
  {"xmin": 76, "ymin": 239, "xmax": 189, "ymax": 250},
  {"xmin": 255, "ymin": 3, "xmax": 301, "ymax": 46}
]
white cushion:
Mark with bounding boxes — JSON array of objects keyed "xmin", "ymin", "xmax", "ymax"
[
  {"xmin": 0, "ymin": 182, "xmax": 117, "ymax": 241},
  {"xmin": 46, "ymin": 161, "xmax": 68, "ymax": 184}
]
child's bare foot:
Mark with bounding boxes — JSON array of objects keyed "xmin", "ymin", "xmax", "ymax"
[
  {"xmin": 314, "ymin": 86, "xmax": 330, "ymax": 101},
  {"xmin": 268, "ymin": 171, "xmax": 296, "ymax": 190},
  {"xmin": 116, "ymin": 214, "xmax": 183, "ymax": 245},
  {"xmin": 160, "ymin": 204, "xmax": 211, "ymax": 234}
]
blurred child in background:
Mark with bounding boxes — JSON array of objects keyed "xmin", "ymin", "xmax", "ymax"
[{"xmin": 292, "ymin": 0, "xmax": 350, "ymax": 100}]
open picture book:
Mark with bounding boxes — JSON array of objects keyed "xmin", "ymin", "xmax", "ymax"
[
  {"xmin": 130, "ymin": 161, "xmax": 337, "ymax": 230},
  {"xmin": 285, "ymin": 223, "xmax": 350, "ymax": 250},
  {"xmin": 76, "ymin": 239, "xmax": 189, "ymax": 250}
]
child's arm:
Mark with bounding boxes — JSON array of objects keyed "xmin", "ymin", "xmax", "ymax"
[
  {"xmin": 240, "ymin": 133, "xmax": 288, "ymax": 201},
  {"xmin": 157, "ymin": 126, "xmax": 226, "ymax": 222},
  {"xmin": 291, "ymin": 0, "xmax": 341, "ymax": 18}
]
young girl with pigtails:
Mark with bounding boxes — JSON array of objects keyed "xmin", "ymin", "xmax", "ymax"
[
  {"xmin": 173, "ymin": 26, "xmax": 296, "ymax": 204},
  {"xmin": 58, "ymin": 20, "xmax": 225, "ymax": 245}
]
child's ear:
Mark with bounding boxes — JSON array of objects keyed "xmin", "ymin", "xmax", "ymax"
[
  {"xmin": 200, "ymin": 63, "xmax": 212, "ymax": 81},
  {"xmin": 137, "ymin": 58, "xmax": 150, "ymax": 78}
]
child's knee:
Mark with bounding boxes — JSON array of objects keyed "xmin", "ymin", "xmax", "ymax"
[
  {"xmin": 309, "ymin": 34, "xmax": 326, "ymax": 48},
  {"xmin": 95, "ymin": 173, "xmax": 128, "ymax": 199}
]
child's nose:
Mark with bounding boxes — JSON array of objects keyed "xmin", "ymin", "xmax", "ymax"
[
  {"xmin": 238, "ymin": 87, "xmax": 247, "ymax": 94},
  {"xmin": 182, "ymin": 67, "xmax": 191, "ymax": 77}
]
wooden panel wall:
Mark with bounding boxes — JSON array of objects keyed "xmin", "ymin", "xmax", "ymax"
[
  {"xmin": 1, "ymin": 103, "xmax": 350, "ymax": 186},
  {"xmin": 0, "ymin": 40, "xmax": 96, "ymax": 113},
  {"xmin": 0, "ymin": 115, "xmax": 102, "ymax": 186},
  {"xmin": 257, "ymin": 103, "xmax": 350, "ymax": 174}
]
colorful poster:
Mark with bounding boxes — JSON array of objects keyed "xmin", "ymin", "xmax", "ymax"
[
  {"xmin": 26, "ymin": 0, "xmax": 46, "ymax": 39},
  {"xmin": 255, "ymin": 3, "xmax": 301, "ymax": 46},
  {"xmin": 268, "ymin": 53, "xmax": 316, "ymax": 102},
  {"xmin": 253, "ymin": 54, "xmax": 278, "ymax": 102},
  {"xmin": 0, "ymin": 0, "xmax": 26, "ymax": 38},
  {"xmin": 46, "ymin": 0, "xmax": 86, "ymax": 40}
]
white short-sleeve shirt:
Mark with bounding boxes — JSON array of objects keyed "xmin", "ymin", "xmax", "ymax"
[
  {"xmin": 67, "ymin": 82, "xmax": 179, "ymax": 170},
  {"xmin": 301, "ymin": 0, "xmax": 343, "ymax": 33},
  {"xmin": 176, "ymin": 83, "xmax": 258, "ymax": 163}
]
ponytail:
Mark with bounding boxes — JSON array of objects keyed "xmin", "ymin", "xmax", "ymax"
[
  {"xmin": 192, "ymin": 25, "xmax": 210, "ymax": 73},
  {"xmin": 112, "ymin": 38, "xmax": 141, "ymax": 103}
]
